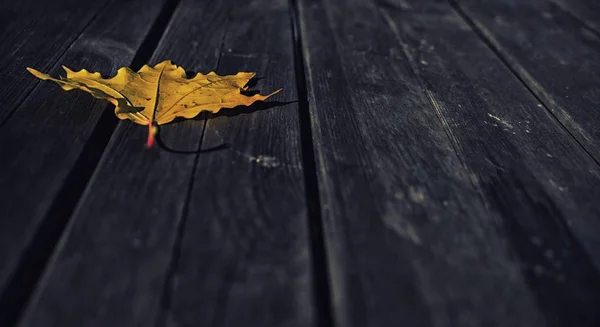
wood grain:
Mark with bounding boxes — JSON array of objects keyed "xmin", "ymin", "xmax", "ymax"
[
  {"xmin": 4, "ymin": 0, "xmax": 600, "ymax": 326},
  {"xmin": 0, "ymin": 0, "xmax": 110, "ymax": 124},
  {"xmin": 165, "ymin": 0, "xmax": 314, "ymax": 325},
  {"xmin": 454, "ymin": 0, "xmax": 600, "ymax": 164},
  {"xmin": 18, "ymin": 0, "xmax": 313, "ymax": 326},
  {"xmin": 14, "ymin": 0, "xmax": 222, "ymax": 325},
  {"xmin": 0, "ymin": 0, "xmax": 169, "ymax": 321},
  {"xmin": 297, "ymin": 0, "xmax": 543, "ymax": 325},
  {"xmin": 547, "ymin": 0, "xmax": 600, "ymax": 34},
  {"xmin": 381, "ymin": 0, "xmax": 600, "ymax": 325}
]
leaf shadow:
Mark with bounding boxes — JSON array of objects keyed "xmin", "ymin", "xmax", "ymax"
[
  {"xmin": 155, "ymin": 99, "xmax": 296, "ymax": 154},
  {"xmin": 245, "ymin": 76, "xmax": 263, "ymax": 88},
  {"xmin": 154, "ymin": 75, "xmax": 293, "ymax": 154},
  {"xmin": 155, "ymin": 132, "xmax": 230, "ymax": 155},
  {"xmin": 203, "ymin": 100, "xmax": 296, "ymax": 120}
]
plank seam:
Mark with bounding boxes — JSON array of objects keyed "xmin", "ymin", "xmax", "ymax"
[
  {"xmin": 374, "ymin": 5, "xmax": 510, "ymax": 275},
  {"xmin": 0, "ymin": 0, "xmax": 182, "ymax": 325},
  {"xmin": 153, "ymin": 13, "xmax": 229, "ymax": 327},
  {"xmin": 377, "ymin": 4, "xmax": 600, "ymax": 325},
  {"xmin": 546, "ymin": 0, "xmax": 600, "ymax": 37},
  {"xmin": 377, "ymin": 7, "xmax": 478, "ymax": 189},
  {"xmin": 288, "ymin": 1, "xmax": 335, "ymax": 327},
  {"xmin": 447, "ymin": 0, "xmax": 600, "ymax": 167},
  {"xmin": 0, "ymin": 0, "xmax": 114, "ymax": 128},
  {"xmin": 376, "ymin": 3, "xmax": 506, "ymax": 244},
  {"xmin": 154, "ymin": 120, "xmax": 207, "ymax": 327}
]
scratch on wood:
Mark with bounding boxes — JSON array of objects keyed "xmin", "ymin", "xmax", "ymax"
[
  {"xmin": 232, "ymin": 150, "xmax": 302, "ymax": 169},
  {"xmin": 487, "ymin": 113, "xmax": 514, "ymax": 129},
  {"xmin": 453, "ymin": 4, "xmax": 599, "ymax": 163},
  {"xmin": 246, "ymin": 153, "xmax": 281, "ymax": 168},
  {"xmin": 548, "ymin": 179, "xmax": 566, "ymax": 192}
]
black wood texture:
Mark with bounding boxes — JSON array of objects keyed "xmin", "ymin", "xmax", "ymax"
[
  {"xmin": 166, "ymin": 0, "xmax": 314, "ymax": 326},
  {"xmin": 0, "ymin": 0, "xmax": 110, "ymax": 123},
  {"xmin": 381, "ymin": 0, "xmax": 600, "ymax": 325},
  {"xmin": 548, "ymin": 0, "xmax": 600, "ymax": 34},
  {"xmin": 0, "ymin": 0, "xmax": 170, "ymax": 324},
  {"xmin": 15, "ymin": 0, "xmax": 222, "ymax": 325},
  {"xmin": 453, "ymin": 0, "xmax": 600, "ymax": 164},
  {"xmin": 18, "ymin": 0, "xmax": 313, "ymax": 326},
  {"xmin": 296, "ymin": 0, "xmax": 543, "ymax": 325}
]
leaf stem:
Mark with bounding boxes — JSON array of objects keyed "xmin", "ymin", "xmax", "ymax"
[{"xmin": 146, "ymin": 119, "xmax": 158, "ymax": 148}]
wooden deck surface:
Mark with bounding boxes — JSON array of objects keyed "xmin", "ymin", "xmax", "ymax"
[{"xmin": 1, "ymin": 0, "xmax": 600, "ymax": 326}]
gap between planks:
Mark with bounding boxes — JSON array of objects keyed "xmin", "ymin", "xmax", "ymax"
[
  {"xmin": 546, "ymin": 0, "xmax": 600, "ymax": 38},
  {"xmin": 447, "ymin": 0, "xmax": 600, "ymax": 168},
  {"xmin": 288, "ymin": 1, "xmax": 336, "ymax": 327},
  {"xmin": 0, "ymin": 0, "xmax": 181, "ymax": 326},
  {"xmin": 0, "ymin": 0, "xmax": 112, "ymax": 128},
  {"xmin": 153, "ymin": 22, "xmax": 223, "ymax": 326}
]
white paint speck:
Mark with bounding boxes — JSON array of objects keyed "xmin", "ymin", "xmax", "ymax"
[
  {"xmin": 488, "ymin": 113, "xmax": 514, "ymax": 129},
  {"xmin": 254, "ymin": 155, "xmax": 280, "ymax": 168},
  {"xmin": 488, "ymin": 113, "xmax": 501, "ymax": 121},
  {"xmin": 409, "ymin": 186, "xmax": 425, "ymax": 202},
  {"xmin": 549, "ymin": 179, "xmax": 566, "ymax": 192}
]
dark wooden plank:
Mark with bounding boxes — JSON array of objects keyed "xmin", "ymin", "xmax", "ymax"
[
  {"xmin": 166, "ymin": 0, "xmax": 313, "ymax": 326},
  {"xmin": 0, "ymin": 0, "xmax": 110, "ymax": 123},
  {"xmin": 296, "ymin": 0, "xmax": 543, "ymax": 325},
  {"xmin": 381, "ymin": 0, "xmax": 600, "ymax": 325},
  {"xmin": 16, "ymin": 0, "xmax": 223, "ymax": 323},
  {"xmin": 18, "ymin": 0, "xmax": 312, "ymax": 326},
  {"xmin": 453, "ymin": 0, "xmax": 600, "ymax": 164},
  {"xmin": 548, "ymin": 0, "xmax": 600, "ymax": 34},
  {"xmin": 0, "ymin": 0, "xmax": 169, "ymax": 316}
]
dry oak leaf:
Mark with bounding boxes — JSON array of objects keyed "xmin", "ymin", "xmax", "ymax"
[{"xmin": 27, "ymin": 60, "xmax": 281, "ymax": 147}]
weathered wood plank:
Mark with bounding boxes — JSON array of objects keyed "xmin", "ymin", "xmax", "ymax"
[
  {"xmin": 453, "ymin": 0, "xmax": 600, "ymax": 164},
  {"xmin": 18, "ymin": 0, "xmax": 313, "ymax": 326},
  {"xmin": 548, "ymin": 0, "xmax": 600, "ymax": 34},
  {"xmin": 0, "ymin": 0, "xmax": 110, "ymax": 123},
  {"xmin": 15, "ymin": 0, "xmax": 221, "ymax": 324},
  {"xmin": 296, "ymin": 0, "xmax": 543, "ymax": 325},
  {"xmin": 0, "ymin": 0, "xmax": 170, "ymax": 324},
  {"xmin": 165, "ymin": 0, "xmax": 314, "ymax": 326},
  {"xmin": 381, "ymin": 0, "xmax": 600, "ymax": 325}
]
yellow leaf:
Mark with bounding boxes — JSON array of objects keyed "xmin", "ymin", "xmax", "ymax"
[{"xmin": 27, "ymin": 60, "xmax": 281, "ymax": 147}]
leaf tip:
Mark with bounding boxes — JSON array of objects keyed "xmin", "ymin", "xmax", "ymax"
[
  {"xmin": 61, "ymin": 65, "xmax": 75, "ymax": 75},
  {"xmin": 267, "ymin": 88, "xmax": 283, "ymax": 97},
  {"xmin": 26, "ymin": 67, "xmax": 48, "ymax": 80}
]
